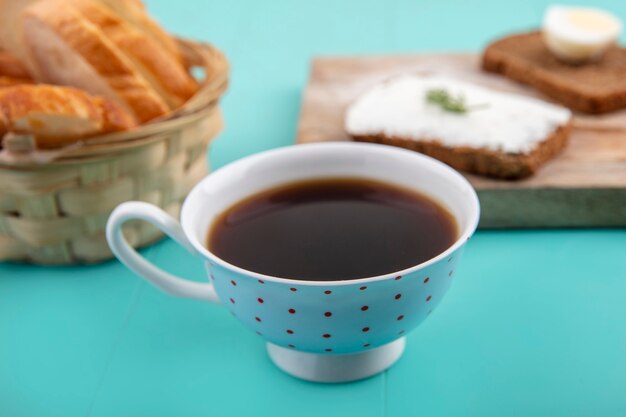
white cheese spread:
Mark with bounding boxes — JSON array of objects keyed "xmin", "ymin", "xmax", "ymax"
[{"xmin": 345, "ymin": 75, "xmax": 571, "ymax": 154}]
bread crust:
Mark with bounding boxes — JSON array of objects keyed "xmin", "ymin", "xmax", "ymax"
[
  {"xmin": 0, "ymin": 51, "xmax": 31, "ymax": 79},
  {"xmin": 0, "ymin": 50, "xmax": 33, "ymax": 89},
  {"xmin": 72, "ymin": 0, "xmax": 196, "ymax": 108},
  {"xmin": 350, "ymin": 123, "xmax": 571, "ymax": 180},
  {"xmin": 96, "ymin": 0, "xmax": 185, "ymax": 66},
  {"xmin": 0, "ymin": 0, "xmax": 43, "ymax": 77},
  {"xmin": 0, "ymin": 84, "xmax": 134, "ymax": 148},
  {"xmin": 0, "ymin": 75, "xmax": 33, "ymax": 88},
  {"xmin": 22, "ymin": 0, "xmax": 169, "ymax": 122},
  {"xmin": 94, "ymin": 95, "xmax": 135, "ymax": 133},
  {"xmin": 482, "ymin": 32, "xmax": 626, "ymax": 114}
]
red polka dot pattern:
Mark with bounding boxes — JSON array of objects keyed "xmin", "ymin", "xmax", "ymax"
[{"xmin": 223, "ymin": 256, "xmax": 459, "ymax": 353}]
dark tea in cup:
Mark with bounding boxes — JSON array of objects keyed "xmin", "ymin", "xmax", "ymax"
[{"xmin": 207, "ymin": 178, "xmax": 457, "ymax": 281}]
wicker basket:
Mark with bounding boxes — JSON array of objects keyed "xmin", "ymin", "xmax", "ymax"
[{"xmin": 0, "ymin": 39, "xmax": 228, "ymax": 264}]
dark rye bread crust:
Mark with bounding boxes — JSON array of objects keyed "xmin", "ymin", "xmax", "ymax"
[
  {"xmin": 482, "ymin": 32, "xmax": 626, "ymax": 114},
  {"xmin": 350, "ymin": 123, "xmax": 571, "ymax": 179}
]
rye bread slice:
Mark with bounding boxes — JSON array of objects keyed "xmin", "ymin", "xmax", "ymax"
[
  {"xmin": 351, "ymin": 123, "xmax": 571, "ymax": 180},
  {"xmin": 482, "ymin": 31, "xmax": 626, "ymax": 114}
]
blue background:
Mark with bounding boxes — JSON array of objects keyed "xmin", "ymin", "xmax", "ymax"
[{"xmin": 2, "ymin": 0, "xmax": 626, "ymax": 416}]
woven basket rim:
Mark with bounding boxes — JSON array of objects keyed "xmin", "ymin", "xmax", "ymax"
[{"xmin": 0, "ymin": 37, "xmax": 229, "ymax": 168}]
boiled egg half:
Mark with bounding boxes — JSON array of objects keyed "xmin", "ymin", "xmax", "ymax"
[{"xmin": 543, "ymin": 5, "xmax": 622, "ymax": 63}]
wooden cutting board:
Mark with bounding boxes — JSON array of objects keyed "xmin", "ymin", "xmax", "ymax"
[{"xmin": 296, "ymin": 54, "xmax": 626, "ymax": 228}]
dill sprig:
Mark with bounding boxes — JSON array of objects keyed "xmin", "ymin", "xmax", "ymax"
[
  {"xmin": 425, "ymin": 89, "xmax": 489, "ymax": 114},
  {"xmin": 426, "ymin": 89, "xmax": 467, "ymax": 113}
]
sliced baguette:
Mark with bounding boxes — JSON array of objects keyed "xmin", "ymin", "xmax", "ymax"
[
  {"xmin": 72, "ymin": 0, "xmax": 196, "ymax": 109},
  {"xmin": 0, "ymin": 84, "xmax": 135, "ymax": 148},
  {"xmin": 21, "ymin": 0, "xmax": 169, "ymax": 123}
]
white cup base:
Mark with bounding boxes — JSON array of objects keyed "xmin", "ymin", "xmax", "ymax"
[{"xmin": 266, "ymin": 337, "xmax": 406, "ymax": 383}]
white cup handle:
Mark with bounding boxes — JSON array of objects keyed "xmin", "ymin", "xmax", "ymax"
[{"xmin": 106, "ymin": 202, "xmax": 220, "ymax": 303}]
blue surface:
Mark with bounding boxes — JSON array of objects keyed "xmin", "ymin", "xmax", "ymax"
[{"xmin": 2, "ymin": 1, "xmax": 626, "ymax": 416}]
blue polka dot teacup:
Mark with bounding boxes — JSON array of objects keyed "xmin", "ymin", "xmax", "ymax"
[{"xmin": 106, "ymin": 142, "xmax": 480, "ymax": 382}]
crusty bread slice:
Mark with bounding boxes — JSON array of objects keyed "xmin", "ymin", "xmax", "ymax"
[
  {"xmin": 21, "ymin": 0, "xmax": 169, "ymax": 123},
  {"xmin": 345, "ymin": 75, "xmax": 573, "ymax": 179},
  {"xmin": 96, "ymin": 0, "xmax": 185, "ymax": 66},
  {"xmin": 351, "ymin": 124, "xmax": 571, "ymax": 179},
  {"xmin": 482, "ymin": 32, "xmax": 626, "ymax": 114},
  {"xmin": 72, "ymin": 0, "xmax": 196, "ymax": 109},
  {"xmin": 0, "ymin": 84, "xmax": 135, "ymax": 148}
]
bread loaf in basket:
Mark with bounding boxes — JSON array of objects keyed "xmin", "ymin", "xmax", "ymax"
[{"xmin": 0, "ymin": 38, "xmax": 228, "ymax": 264}]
